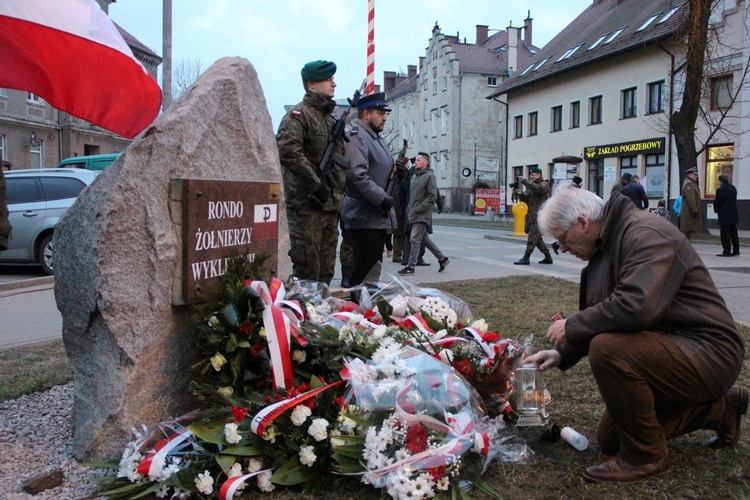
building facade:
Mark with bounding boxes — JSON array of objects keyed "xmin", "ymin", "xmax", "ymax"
[
  {"xmin": 0, "ymin": 0, "xmax": 161, "ymax": 170},
  {"xmin": 490, "ymin": 0, "xmax": 749, "ymax": 228},
  {"xmin": 385, "ymin": 20, "xmax": 540, "ymax": 212}
]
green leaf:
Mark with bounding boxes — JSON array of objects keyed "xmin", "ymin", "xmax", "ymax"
[
  {"xmin": 270, "ymin": 456, "xmax": 317, "ymax": 485},
  {"xmin": 99, "ymin": 481, "xmax": 154, "ymax": 496},
  {"xmin": 422, "ymin": 312, "xmax": 445, "ymax": 332},
  {"xmin": 473, "ymin": 480, "xmax": 504, "ymax": 499},
  {"xmin": 221, "ymin": 445, "xmax": 263, "ymax": 456},
  {"xmin": 82, "ymin": 460, "xmax": 119, "ymax": 469},
  {"xmin": 130, "ymin": 483, "xmax": 163, "ymax": 499},
  {"xmin": 188, "ymin": 418, "xmax": 228, "ymax": 444},
  {"xmin": 310, "ymin": 374, "xmax": 325, "ymax": 389},
  {"xmin": 237, "ymin": 339, "xmax": 251, "ymax": 348},
  {"xmin": 331, "ymin": 445, "xmax": 364, "ymax": 460},
  {"xmin": 215, "ymin": 453, "xmax": 236, "ymax": 473}
]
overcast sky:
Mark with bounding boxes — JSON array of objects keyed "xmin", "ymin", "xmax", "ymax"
[{"xmin": 109, "ymin": 0, "xmax": 593, "ymax": 130}]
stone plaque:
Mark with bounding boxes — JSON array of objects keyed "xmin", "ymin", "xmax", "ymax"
[{"xmin": 172, "ymin": 179, "xmax": 280, "ymax": 305}]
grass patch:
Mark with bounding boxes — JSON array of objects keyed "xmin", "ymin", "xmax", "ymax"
[
  {"xmin": 0, "ymin": 338, "xmax": 72, "ymax": 401},
  {"xmin": 2, "ymin": 276, "xmax": 749, "ymax": 497}
]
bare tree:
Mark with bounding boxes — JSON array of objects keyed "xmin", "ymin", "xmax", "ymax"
[{"xmin": 171, "ymin": 59, "xmax": 205, "ymax": 102}]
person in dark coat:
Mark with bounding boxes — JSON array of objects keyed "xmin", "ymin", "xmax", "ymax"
[
  {"xmin": 714, "ymin": 174, "xmax": 740, "ymax": 257},
  {"xmin": 620, "ymin": 175, "xmax": 649, "ymax": 210},
  {"xmin": 526, "ymin": 185, "xmax": 746, "ymax": 484}
]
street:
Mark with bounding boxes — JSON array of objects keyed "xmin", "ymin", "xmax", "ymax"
[{"xmin": 1, "ymin": 222, "xmax": 749, "ymax": 350}]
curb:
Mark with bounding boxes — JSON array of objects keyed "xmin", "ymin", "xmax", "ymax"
[{"xmin": 0, "ymin": 276, "xmax": 54, "ymax": 292}]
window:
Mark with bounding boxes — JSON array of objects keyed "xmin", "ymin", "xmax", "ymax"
[
  {"xmin": 443, "ymin": 77, "xmax": 448, "ymax": 91},
  {"xmin": 514, "ymin": 115, "xmax": 523, "ymax": 139},
  {"xmin": 441, "ymin": 151, "xmax": 449, "ymax": 180},
  {"xmin": 5, "ymin": 178, "xmax": 43, "ymax": 204},
  {"xmin": 440, "ymin": 106, "xmax": 448, "ymax": 135},
  {"xmin": 487, "ymin": 76, "xmax": 497, "ymax": 86},
  {"xmin": 431, "ymin": 109, "xmax": 437, "ymax": 137},
  {"xmin": 603, "ymin": 27, "xmax": 626, "ymax": 45},
  {"xmin": 556, "ymin": 45, "xmax": 582, "ymax": 62},
  {"xmin": 532, "ymin": 58, "xmax": 550, "ymax": 71},
  {"xmin": 711, "ymin": 75, "xmax": 733, "ymax": 110},
  {"xmin": 433, "ymin": 81, "xmax": 437, "ymax": 95},
  {"xmin": 26, "ymin": 92, "xmax": 42, "ymax": 104},
  {"xmin": 551, "ymin": 106, "xmax": 562, "ymax": 132},
  {"xmin": 512, "ymin": 166, "xmax": 523, "ymax": 183},
  {"xmin": 589, "ymin": 96, "xmax": 602, "ymax": 125},
  {"xmin": 706, "ymin": 145, "xmax": 734, "ymax": 196},
  {"xmin": 644, "ymin": 154, "xmax": 666, "ymax": 197},
  {"xmin": 637, "ymin": 14, "xmax": 660, "ymax": 31},
  {"xmin": 648, "ymin": 81, "xmax": 664, "ymax": 113},
  {"xmin": 622, "ymin": 87, "xmax": 637, "ymax": 118},
  {"xmin": 570, "ymin": 101, "xmax": 580, "ymax": 128},
  {"xmin": 588, "ymin": 159, "xmax": 604, "ymax": 197},
  {"xmin": 620, "ymin": 156, "xmax": 637, "ymax": 180},
  {"xmin": 30, "ymin": 141, "xmax": 43, "ymax": 169},
  {"xmin": 40, "ymin": 177, "xmax": 88, "ymax": 201},
  {"xmin": 0, "ymin": 88, "xmax": 7, "ymax": 97},
  {"xmin": 528, "ymin": 111, "xmax": 538, "ymax": 136},
  {"xmin": 658, "ymin": 5, "xmax": 682, "ymax": 24},
  {"xmin": 0, "ymin": 135, "xmax": 5, "ymax": 162},
  {"xmin": 588, "ymin": 34, "xmax": 608, "ymax": 51}
]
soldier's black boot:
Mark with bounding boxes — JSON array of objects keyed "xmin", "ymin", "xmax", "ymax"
[
  {"xmin": 514, "ymin": 252, "xmax": 531, "ymax": 265},
  {"xmin": 539, "ymin": 252, "xmax": 553, "ymax": 264},
  {"xmin": 340, "ymin": 266, "xmax": 351, "ymax": 288}
]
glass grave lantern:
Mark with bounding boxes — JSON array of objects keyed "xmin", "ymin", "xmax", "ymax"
[{"xmin": 513, "ymin": 363, "xmax": 551, "ymax": 426}]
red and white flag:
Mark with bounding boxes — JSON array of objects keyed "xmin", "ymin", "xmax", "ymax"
[{"xmin": 0, "ymin": 0, "xmax": 161, "ymax": 139}]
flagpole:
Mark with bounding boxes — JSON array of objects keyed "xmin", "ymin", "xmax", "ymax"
[
  {"xmin": 162, "ymin": 0, "xmax": 173, "ymax": 110},
  {"xmin": 366, "ymin": 0, "xmax": 375, "ymax": 94}
]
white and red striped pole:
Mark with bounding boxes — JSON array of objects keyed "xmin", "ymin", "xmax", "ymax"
[{"xmin": 366, "ymin": 0, "xmax": 375, "ymax": 94}]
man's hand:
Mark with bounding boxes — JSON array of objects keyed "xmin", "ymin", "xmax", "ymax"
[
  {"xmin": 310, "ymin": 183, "xmax": 328, "ymax": 205},
  {"xmin": 522, "ymin": 349, "xmax": 561, "ymax": 371},
  {"xmin": 380, "ymin": 195, "xmax": 394, "ymax": 212},
  {"xmin": 546, "ymin": 318, "xmax": 567, "ymax": 349},
  {"xmin": 395, "ymin": 157, "xmax": 408, "ymax": 180}
]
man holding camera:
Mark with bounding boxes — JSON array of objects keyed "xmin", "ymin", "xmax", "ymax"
[{"xmin": 513, "ymin": 167, "xmax": 553, "ymax": 265}]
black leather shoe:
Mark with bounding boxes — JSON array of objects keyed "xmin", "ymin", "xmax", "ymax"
[
  {"xmin": 706, "ymin": 386, "xmax": 749, "ymax": 449},
  {"xmin": 717, "ymin": 253, "xmax": 732, "ymax": 257},
  {"xmin": 583, "ymin": 456, "xmax": 670, "ymax": 484},
  {"xmin": 514, "ymin": 257, "xmax": 530, "ymax": 265},
  {"xmin": 415, "ymin": 260, "xmax": 431, "ymax": 266},
  {"xmin": 438, "ymin": 257, "xmax": 450, "ymax": 272},
  {"xmin": 539, "ymin": 255, "xmax": 553, "ymax": 264},
  {"xmin": 732, "ymin": 252, "xmax": 741, "ymax": 256}
]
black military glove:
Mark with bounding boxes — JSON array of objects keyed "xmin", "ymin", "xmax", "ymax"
[
  {"xmin": 310, "ymin": 183, "xmax": 329, "ymax": 205},
  {"xmin": 395, "ymin": 158, "xmax": 408, "ymax": 180},
  {"xmin": 380, "ymin": 195, "xmax": 394, "ymax": 212}
]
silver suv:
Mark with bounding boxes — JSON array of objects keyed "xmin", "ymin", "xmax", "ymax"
[{"xmin": 1, "ymin": 168, "xmax": 98, "ymax": 274}]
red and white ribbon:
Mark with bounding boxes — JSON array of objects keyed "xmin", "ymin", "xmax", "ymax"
[
  {"xmin": 136, "ymin": 428, "xmax": 193, "ymax": 478},
  {"xmin": 247, "ymin": 278, "xmax": 305, "ymax": 389},
  {"xmin": 218, "ymin": 469, "xmax": 271, "ymax": 500},
  {"xmin": 403, "ymin": 313, "xmax": 436, "ymax": 336},
  {"xmin": 250, "ymin": 380, "xmax": 344, "ymax": 436},
  {"xmin": 461, "ymin": 326, "xmax": 494, "ymax": 358}
]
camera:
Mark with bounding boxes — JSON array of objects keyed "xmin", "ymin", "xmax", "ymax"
[{"xmin": 509, "ymin": 182, "xmax": 520, "ymax": 189}]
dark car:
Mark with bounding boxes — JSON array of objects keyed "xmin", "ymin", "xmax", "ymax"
[{"xmin": 1, "ymin": 168, "xmax": 99, "ymax": 274}]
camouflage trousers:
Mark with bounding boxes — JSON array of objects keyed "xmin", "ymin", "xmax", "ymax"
[
  {"xmin": 287, "ymin": 208, "xmax": 339, "ymax": 285},
  {"xmin": 525, "ymin": 222, "xmax": 550, "ymax": 255}
]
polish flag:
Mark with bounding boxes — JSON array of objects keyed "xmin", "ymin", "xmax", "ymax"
[{"xmin": 0, "ymin": 0, "xmax": 161, "ymax": 139}]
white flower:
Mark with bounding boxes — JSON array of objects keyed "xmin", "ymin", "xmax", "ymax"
[
  {"xmin": 224, "ymin": 422, "xmax": 242, "ymax": 444},
  {"xmin": 228, "ymin": 462, "xmax": 243, "ymax": 477},
  {"xmin": 436, "ymin": 476, "xmax": 450, "ymax": 491},
  {"xmin": 299, "ymin": 445, "xmax": 317, "ymax": 467},
  {"xmin": 408, "ymin": 473, "xmax": 435, "ymax": 498},
  {"xmin": 445, "ymin": 310, "xmax": 458, "ymax": 329},
  {"xmin": 257, "ymin": 471, "xmax": 275, "ymax": 492},
  {"xmin": 371, "ymin": 324, "xmax": 388, "ymax": 341},
  {"xmin": 340, "ymin": 416, "xmax": 357, "ymax": 433},
  {"xmin": 194, "ymin": 470, "xmax": 214, "ymax": 495},
  {"xmin": 210, "ymin": 352, "xmax": 227, "ymax": 371},
  {"xmin": 218, "ymin": 386, "xmax": 234, "ymax": 397},
  {"xmin": 291, "ymin": 404, "xmax": 312, "ymax": 426},
  {"xmin": 471, "ymin": 318, "xmax": 488, "ymax": 333},
  {"xmin": 372, "ymin": 341, "xmax": 402, "ymax": 362},
  {"xmin": 330, "ymin": 436, "xmax": 346, "ymax": 447},
  {"xmin": 292, "ymin": 349, "xmax": 307, "ymax": 363},
  {"xmin": 208, "ymin": 315, "xmax": 220, "ymax": 327},
  {"xmin": 308, "ymin": 418, "xmax": 329, "ymax": 441},
  {"xmin": 262, "ymin": 426, "xmax": 276, "ymax": 443},
  {"xmin": 247, "ymin": 458, "xmax": 264, "ymax": 473},
  {"xmin": 155, "ymin": 484, "xmax": 170, "ymax": 498},
  {"xmin": 348, "ymin": 313, "xmax": 364, "ymax": 325}
]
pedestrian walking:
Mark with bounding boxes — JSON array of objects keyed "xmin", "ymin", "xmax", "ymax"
[{"xmin": 513, "ymin": 167, "xmax": 553, "ymax": 265}]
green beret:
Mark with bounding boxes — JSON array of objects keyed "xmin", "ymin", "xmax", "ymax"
[
  {"xmin": 301, "ymin": 60, "xmax": 336, "ymax": 82},
  {"xmin": 529, "ymin": 167, "xmax": 542, "ymax": 174}
]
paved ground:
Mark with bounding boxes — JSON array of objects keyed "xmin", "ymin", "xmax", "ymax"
[{"xmin": 0, "ymin": 214, "xmax": 748, "ymax": 350}]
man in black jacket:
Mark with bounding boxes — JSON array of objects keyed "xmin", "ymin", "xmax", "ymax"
[{"xmin": 714, "ymin": 174, "xmax": 740, "ymax": 257}]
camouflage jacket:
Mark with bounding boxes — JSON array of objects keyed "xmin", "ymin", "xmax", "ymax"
[
  {"xmin": 276, "ymin": 91, "xmax": 346, "ymax": 212},
  {"xmin": 518, "ymin": 177, "xmax": 550, "ymax": 224}
]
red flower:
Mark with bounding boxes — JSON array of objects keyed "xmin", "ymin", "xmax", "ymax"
[
  {"xmin": 242, "ymin": 280, "xmax": 253, "ymax": 287},
  {"xmin": 239, "ymin": 321, "xmax": 254, "ymax": 336},
  {"xmin": 232, "ymin": 405, "xmax": 249, "ymax": 423},
  {"xmin": 249, "ymin": 344, "xmax": 265, "ymax": 357},
  {"xmin": 303, "ymin": 398, "xmax": 316, "ymax": 410},
  {"xmin": 426, "ymin": 465, "xmax": 446, "ymax": 481},
  {"xmin": 341, "ymin": 301, "xmax": 359, "ymax": 312},
  {"xmin": 297, "ymin": 383, "xmax": 311, "ymax": 393},
  {"xmin": 483, "ymin": 332, "xmax": 500, "ymax": 343},
  {"xmin": 456, "ymin": 321, "xmax": 464, "ymax": 329},
  {"xmin": 364, "ymin": 310, "xmax": 377, "ymax": 320},
  {"xmin": 335, "ymin": 396, "xmax": 347, "ymax": 408},
  {"xmin": 453, "ymin": 358, "xmax": 475, "ymax": 376},
  {"xmin": 406, "ymin": 424, "xmax": 429, "ymax": 454}
]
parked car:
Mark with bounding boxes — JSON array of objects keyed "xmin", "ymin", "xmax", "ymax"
[
  {"xmin": 55, "ymin": 153, "xmax": 119, "ymax": 171},
  {"xmin": 0, "ymin": 168, "xmax": 99, "ymax": 274}
]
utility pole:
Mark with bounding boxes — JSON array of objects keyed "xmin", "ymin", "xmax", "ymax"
[{"xmin": 162, "ymin": 0, "xmax": 173, "ymax": 110}]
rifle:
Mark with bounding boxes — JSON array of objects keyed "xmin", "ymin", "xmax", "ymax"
[
  {"xmin": 386, "ymin": 139, "xmax": 409, "ymax": 199},
  {"xmin": 309, "ymin": 80, "xmax": 367, "ymax": 206}
]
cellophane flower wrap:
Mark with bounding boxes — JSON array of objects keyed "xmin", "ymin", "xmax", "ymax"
[{"xmin": 98, "ymin": 263, "xmax": 536, "ymax": 499}]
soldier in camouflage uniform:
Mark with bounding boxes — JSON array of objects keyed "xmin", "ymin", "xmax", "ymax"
[
  {"xmin": 276, "ymin": 60, "xmax": 347, "ymax": 285},
  {"xmin": 513, "ymin": 167, "xmax": 553, "ymax": 265}
]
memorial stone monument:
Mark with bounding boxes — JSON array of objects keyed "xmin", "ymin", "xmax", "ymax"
[{"xmin": 54, "ymin": 57, "xmax": 291, "ymax": 459}]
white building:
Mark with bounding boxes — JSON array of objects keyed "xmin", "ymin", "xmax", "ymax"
[
  {"xmin": 385, "ymin": 20, "xmax": 540, "ymax": 212},
  {"xmin": 489, "ymin": 0, "xmax": 749, "ymax": 228}
]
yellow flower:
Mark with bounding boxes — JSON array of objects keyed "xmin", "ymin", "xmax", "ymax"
[
  {"xmin": 210, "ymin": 353, "xmax": 227, "ymax": 371},
  {"xmin": 218, "ymin": 386, "xmax": 234, "ymax": 397},
  {"xmin": 259, "ymin": 327, "xmax": 267, "ymax": 338}
]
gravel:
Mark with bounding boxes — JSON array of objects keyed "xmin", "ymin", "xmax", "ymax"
[{"xmin": 0, "ymin": 383, "xmax": 107, "ymax": 499}]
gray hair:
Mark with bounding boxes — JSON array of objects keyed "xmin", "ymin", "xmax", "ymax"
[{"xmin": 538, "ymin": 184, "xmax": 605, "ymax": 235}]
